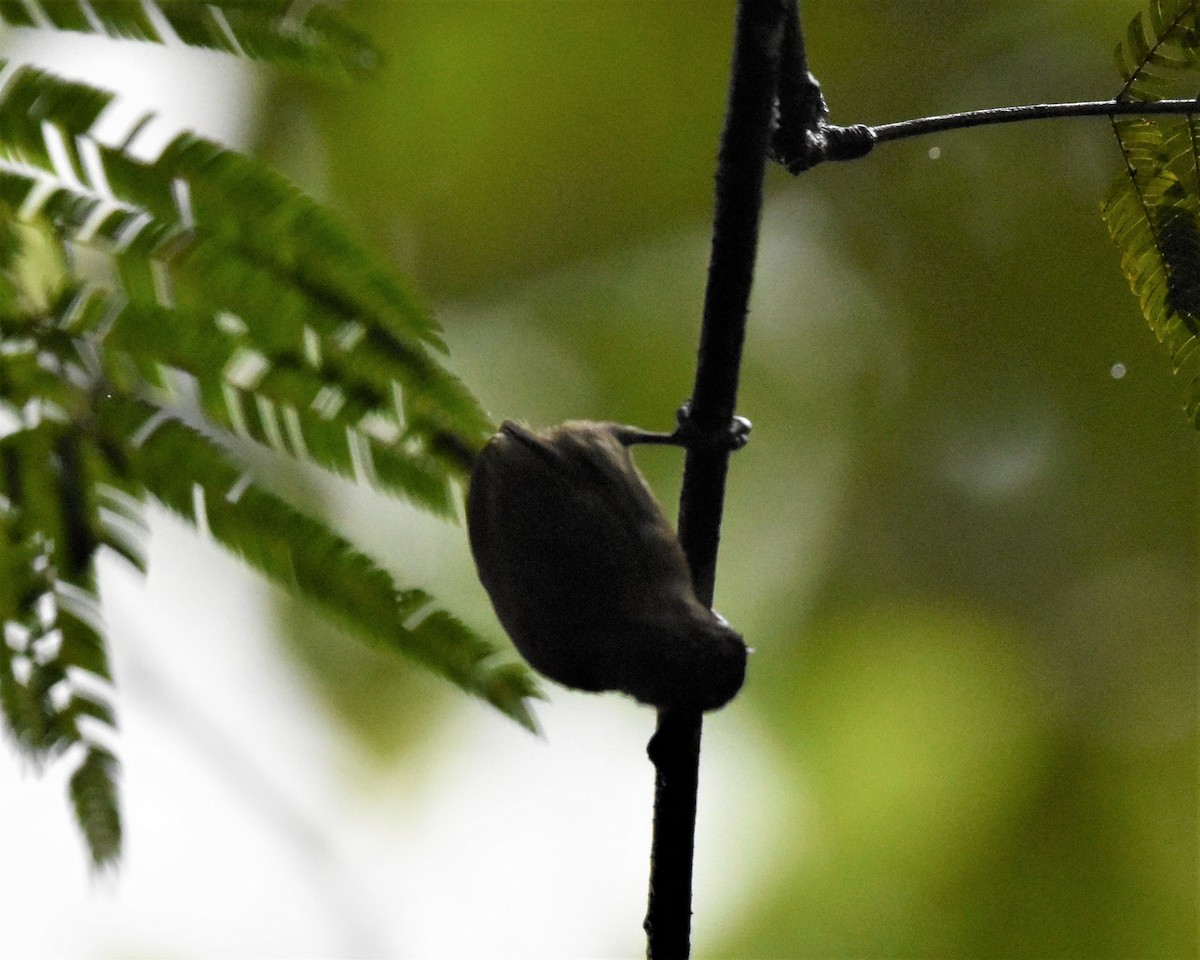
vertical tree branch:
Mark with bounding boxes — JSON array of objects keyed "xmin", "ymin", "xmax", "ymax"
[{"xmin": 643, "ymin": 1, "xmax": 789, "ymax": 957}]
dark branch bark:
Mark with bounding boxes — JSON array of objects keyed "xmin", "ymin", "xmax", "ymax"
[
  {"xmin": 870, "ymin": 98, "xmax": 1200, "ymax": 143},
  {"xmin": 785, "ymin": 98, "xmax": 1200, "ymax": 172},
  {"xmin": 640, "ymin": 7, "xmax": 1200, "ymax": 955},
  {"xmin": 643, "ymin": 0, "xmax": 788, "ymax": 957},
  {"xmin": 769, "ymin": 0, "xmax": 828, "ymax": 170}
]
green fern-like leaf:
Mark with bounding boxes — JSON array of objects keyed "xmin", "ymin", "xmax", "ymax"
[
  {"xmin": 69, "ymin": 744, "xmax": 121, "ymax": 870},
  {"xmin": 0, "ymin": 0, "xmax": 377, "ymax": 77},
  {"xmin": 1103, "ymin": 115, "xmax": 1200, "ymax": 421},
  {"xmin": 1105, "ymin": 3, "xmax": 1200, "ymax": 423},
  {"xmin": 0, "ymin": 59, "xmax": 539, "ymax": 872},
  {"xmin": 0, "ymin": 67, "xmax": 491, "ymax": 496},
  {"xmin": 0, "ymin": 327, "xmax": 124, "ymax": 869},
  {"xmin": 99, "ymin": 298, "xmax": 460, "ymax": 515},
  {"xmin": 1115, "ymin": 0, "xmax": 1200, "ymax": 101},
  {"xmin": 92, "ymin": 392, "xmax": 540, "ymax": 731}
]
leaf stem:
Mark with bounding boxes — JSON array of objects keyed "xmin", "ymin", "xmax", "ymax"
[{"xmin": 643, "ymin": 0, "xmax": 787, "ymax": 957}]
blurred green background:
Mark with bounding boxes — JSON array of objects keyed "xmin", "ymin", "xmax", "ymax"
[{"xmin": 251, "ymin": 1, "xmax": 1197, "ymax": 956}]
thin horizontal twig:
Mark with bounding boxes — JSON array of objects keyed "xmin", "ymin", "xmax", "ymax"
[{"xmin": 870, "ymin": 97, "xmax": 1200, "ymax": 144}]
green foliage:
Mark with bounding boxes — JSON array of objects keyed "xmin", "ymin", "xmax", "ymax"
[
  {"xmin": 0, "ymin": 3, "xmax": 540, "ymax": 869},
  {"xmin": 1103, "ymin": 117, "xmax": 1200, "ymax": 355},
  {"xmin": 0, "ymin": 214, "xmax": 122, "ymax": 869},
  {"xmin": 69, "ymin": 744, "xmax": 121, "ymax": 869},
  {"xmin": 91, "ymin": 392, "xmax": 539, "ymax": 729},
  {"xmin": 1104, "ymin": 0, "xmax": 1200, "ymax": 423},
  {"xmin": 0, "ymin": 0, "xmax": 376, "ymax": 77},
  {"xmin": 1115, "ymin": 0, "xmax": 1200, "ymax": 101}
]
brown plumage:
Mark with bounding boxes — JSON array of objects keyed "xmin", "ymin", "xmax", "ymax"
[{"xmin": 466, "ymin": 420, "xmax": 746, "ymax": 712}]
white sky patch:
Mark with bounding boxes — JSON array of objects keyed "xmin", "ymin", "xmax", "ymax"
[
  {"xmin": 130, "ymin": 408, "xmax": 171, "ymax": 448},
  {"xmin": 311, "ymin": 384, "xmax": 345, "ymax": 420},
  {"xmin": 107, "ymin": 209, "xmax": 153, "ymax": 253},
  {"xmin": 34, "ymin": 589, "xmax": 56, "ymax": 631},
  {"xmin": 10, "ymin": 653, "xmax": 32, "ymax": 684},
  {"xmin": 302, "ymin": 325, "xmax": 322, "ymax": 367},
  {"xmin": 65, "ymin": 664, "xmax": 117, "ymax": 707},
  {"xmin": 41, "ymin": 120, "xmax": 83, "ymax": 185},
  {"xmin": 225, "ymin": 471, "xmax": 254, "ymax": 505},
  {"xmin": 221, "ymin": 382, "xmax": 250, "ymax": 437},
  {"xmin": 281, "ymin": 406, "xmax": 309, "ymax": 459},
  {"xmin": 333, "ymin": 320, "xmax": 364, "ymax": 352},
  {"xmin": 54, "ymin": 582, "xmax": 105, "ymax": 634},
  {"xmin": 347, "ymin": 427, "xmax": 376, "ymax": 485},
  {"xmin": 29, "ymin": 628, "xmax": 61, "ymax": 664},
  {"xmin": 0, "ymin": 402, "xmax": 22, "ymax": 440},
  {"xmin": 359, "ymin": 411, "xmax": 399, "ymax": 445},
  {"xmin": 72, "ymin": 201, "xmax": 118, "ymax": 245},
  {"xmin": 74, "ymin": 134, "xmax": 110, "ymax": 194},
  {"xmin": 190, "ymin": 482, "xmax": 210, "ymax": 537},
  {"xmin": 215, "ymin": 310, "xmax": 247, "ymax": 336},
  {"xmin": 2, "ymin": 26, "xmax": 262, "ymax": 159},
  {"xmin": 224, "ymin": 346, "xmax": 270, "ymax": 390},
  {"xmin": 150, "ymin": 256, "xmax": 174, "ymax": 306},
  {"xmin": 3, "ymin": 620, "xmax": 30, "ymax": 651},
  {"xmin": 11, "ymin": 0, "xmax": 51, "ymax": 29},
  {"xmin": 77, "ymin": 0, "xmax": 106, "ymax": 35},
  {"xmin": 254, "ymin": 394, "xmax": 286, "ymax": 450},
  {"xmin": 171, "ymin": 176, "xmax": 194, "ymax": 231},
  {"xmin": 400, "ymin": 598, "xmax": 438, "ymax": 633},
  {"xmin": 74, "ymin": 710, "xmax": 120, "ymax": 754},
  {"xmin": 206, "ymin": 6, "xmax": 245, "ymax": 58},
  {"xmin": 15, "ymin": 175, "xmax": 57, "ymax": 222},
  {"xmin": 47, "ymin": 675, "xmax": 72, "ymax": 712}
]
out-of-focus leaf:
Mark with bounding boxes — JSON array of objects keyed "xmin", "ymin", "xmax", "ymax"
[
  {"xmin": 93, "ymin": 392, "xmax": 540, "ymax": 731},
  {"xmin": 0, "ymin": 0, "xmax": 377, "ymax": 78},
  {"xmin": 68, "ymin": 745, "xmax": 121, "ymax": 870}
]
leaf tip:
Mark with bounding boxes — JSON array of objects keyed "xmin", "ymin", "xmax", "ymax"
[{"xmin": 68, "ymin": 745, "xmax": 122, "ymax": 871}]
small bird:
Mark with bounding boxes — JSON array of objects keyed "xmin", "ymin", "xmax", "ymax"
[{"xmin": 466, "ymin": 420, "xmax": 746, "ymax": 712}]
